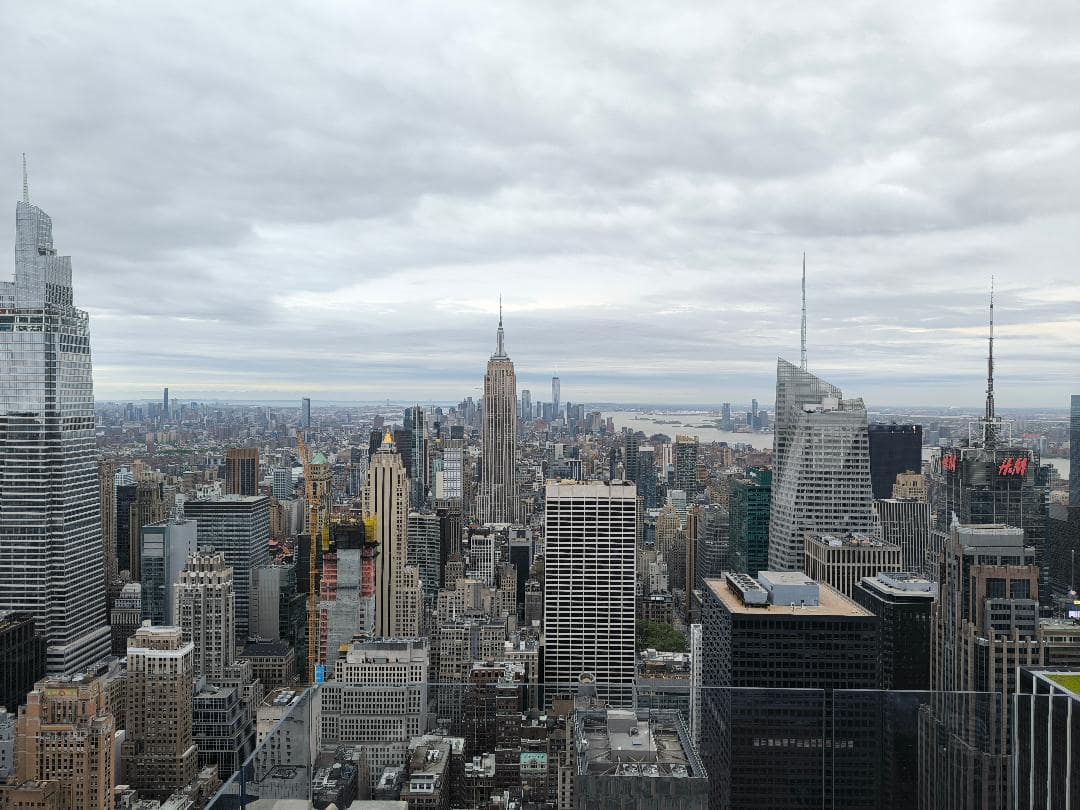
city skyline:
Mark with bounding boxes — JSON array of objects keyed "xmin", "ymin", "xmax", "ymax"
[{"xmin": 3, "ymin": 3, "xmax": 1078, "ymax": 406}]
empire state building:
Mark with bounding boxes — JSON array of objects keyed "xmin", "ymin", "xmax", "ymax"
[{"xmin": 478, "ymin": 305, "xmax": 518, "ymax": 524}]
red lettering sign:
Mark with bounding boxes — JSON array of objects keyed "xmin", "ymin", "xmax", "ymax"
[
  {"xmin": 997, "ymin": 456, "xmax": 1028, "ymax": 477},
  {"xmin": 942, "ymin": 454, "xmax": 957, "ymax": 472}
]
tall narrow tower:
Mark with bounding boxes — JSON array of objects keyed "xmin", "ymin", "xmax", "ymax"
[
  {"xmin": 363, "ymin": 432, "xmax": 423, "ymax": 637},
  {"xmin": 479, "ymin": 302, "xmax": 518, "ymax": 523},
  {"xmin": 551, "ymin": 369, "xmax": 561, "ymax": 422},
  {"xmin": 0, "ymin": 165, "xmax": 110, "ymax": 673}
]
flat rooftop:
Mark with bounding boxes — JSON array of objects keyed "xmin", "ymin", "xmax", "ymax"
[
  {"xmin": 705, "ymin": 576, "xmax": 873, "ymax": 618},
  {"xmin": 575, "ymin": 709, "xmax": 705, "ymax": 779}
]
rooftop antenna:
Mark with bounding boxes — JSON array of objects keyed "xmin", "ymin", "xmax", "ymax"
[
  {"xmin": 984, "ymin": 277, "xmax": 996, "ymax": 448},
  {"xmin": 800, "ymin": 253, "xmax": 807, "ymax": 369},
  {"xmin": 496, "ymin": 295, "xmax": 505, "ymax": 356},
  {"xmin": 21, "ymin": 153, "xmax": 29, "ymax": 203}
]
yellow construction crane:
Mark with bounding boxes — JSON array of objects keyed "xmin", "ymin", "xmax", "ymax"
[{"xmin": 297, "ymin": 432, "xmax": 319, "ymax": 684}]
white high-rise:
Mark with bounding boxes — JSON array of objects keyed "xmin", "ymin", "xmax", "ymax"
[
  {"xmin": 363, "ymin": 432, "xmax": 423, "ymax": 637},
  {"xmin": 0, "ymin": 165, "xmax": 110, "ymax": 673},
  {"xmin": 543, "ymin": 481, "xmax": 637, "ymax": 706},
  {"xmin": 174, "ymin": 551, "xmax": 236, "ymax": 679},
  {"xmin": 768, "ymin": 394, "xmax": 879, "ymax": 571},
  {"xmin": 478, "ymin": 305, "xmax": 517, "ymax": 523}
]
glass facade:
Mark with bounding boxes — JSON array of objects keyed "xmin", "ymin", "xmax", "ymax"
[{"xmin": 0, "ymin": 198, "xmax": 109, "ymax": 673}]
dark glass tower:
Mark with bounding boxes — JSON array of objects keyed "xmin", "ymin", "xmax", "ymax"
[
  {"xmin": 868, "ymin": 423, "xmax": 923, "ymax": 499},
  {"xmin": 729, "ymin": 467, "xmax": 771, "ymax": 576}
]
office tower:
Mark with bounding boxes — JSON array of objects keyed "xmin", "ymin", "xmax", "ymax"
[
  {"xmin": 694, "ymin": 505, "xmax": 729, "ymax": 590},
  {"xmin": 300, "ymin": 397, "xmax": 311, "ymax": 428},
  {"xmin": 363, "ymin": 433, "xmax": 423, "ymax": 637},
  {"xmin": 508, "ymin": 533, "xmax": 533, "ymax": 616},
  {"xmin": 867, "ymin": 423, "xmax": 923, "ymax": 499},
  {"xmin": 768, "ymin": 394, "xmax": 878, "ymax": 571},
  {"xmin": 622, "ymin": 432, "xmax": 640, "ymax": 483},
  {"xmin": 404, "ymin": 405, "xmax": 429, "ymax": 507},
  {"xmin": 874, "ymin": 498, "xmax": 931, "ymax": 572},
  {"xmin": 803, "ymin": 531, "xmax": 902, "ymax": 598},
  {"xmin": 1014, "ymin": 668, "xmax": 1080, "ymax": 809},
  {"xmin": 122, "ymin": 626, "xmax": 197, "ymax": 800},
  {"xmin": 551, "ymin": 372, "xmax": 561, "ymax": 420},
  {"xmin": 701, "ymin": 571, "xmax": 879, "ymax": 810},
  {"xmin": 467, "ymin": 527, "xmax": 498, "ymax": 586},
  {"xmin": 924, "ymin": 523, "xmax": 1043, "ymax": 808},
  {"xmin": 175, "ymin": 551, "xmax": 236, "ymax": 678},
  {"xmin": 721, "ymin": 402, "xmax": 732, "ymax": 431},
  {"xmin": 0, "ymin": 180, "xmax": 110, "ymax": 673},
  {"xmin": 728, "ymin": 467, "xmax": 771, "ymax": 576},
  {"xmin": 271, "ymin": 467, "xmax": 293, "ymax": 499},
  {"xmin": 109, "ymin": 583, "xmax": 142, "ymax": 655},
  {"xmin": 184, "ymin": 496, "xmax": 270, "ymax": 638},
  {"xmin": 543, "ymin": 481, "xmax": 637, "ymax": 706},
  {"xmin": 139, "ymin": 515, "xmax": 198, "ymax": 625},
  {"xmin": 192, "ymin": 682, "xmax": 255, "ymax": 779},
  {"xmin": 853, "ymin": 571, "xmax": 935, "ymax": 690},
  {"xmin": 673, "ymin": 435, "xmax": 699, "ymax": 495},
  {"xmin": 520, "ymin": 389, "xmax": 531, "ymax": 420},
  {"xmin": 407, "ymin": 511, "xmax": 441, "ymax": 600},
  {"xmin": 320, "ymin": 638, "xmax": 429, "ymax": 790},
  {"xmin": 98, "ymin": 460, "xmax": 117, "ymax": 586},
  {"xmin": 0, "ymin": 613, "xmax": 46, "ymax": 712},
  {"xmin": 251, "ymin": 563, "xmax": 305, "ymax": 647},
  {"xmin": 163, "ymin": 386, "xmax": 169, "ymax": 417},
  {"xmin": 636, "ymin": 444, "xmax": 657, "ymax": 507},
  {"xmin": 119, "ymin": 479, "xmax": 168, "ymax": 581},
  {"xmin": 15, "ymin": 672, "xmax": 115, "ymax": 810},
  {"xmin": 478, "ymin": 305, "xmax": 518, "ymax": 524},
  {"xmin": 773, "ymin": 358, "xmax": 843, "ymax": 492},
  {"xmin": 225, "ymin": 448, "xmax": 260, "ymax": 496},
  {"xmin": 319, "ymin": 522, "xmax": 377, "ymax": 663},
  {"xmin": 1071, "ymin": 395, "xmax": 1080, "ymax": 507}
]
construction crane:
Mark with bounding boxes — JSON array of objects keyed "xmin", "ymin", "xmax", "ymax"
[{"xmin": 297, "ymin": 432, "xmax": 320, "ymax": 684}]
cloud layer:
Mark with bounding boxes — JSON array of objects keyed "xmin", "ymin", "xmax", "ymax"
[{"xmin": 2, "ymin": 1, "xmax": 1078, "ymax": 406}]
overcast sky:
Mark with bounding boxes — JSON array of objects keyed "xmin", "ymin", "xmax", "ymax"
[{"xmin": 3, "ymin": 2, "xmax": 1078, "ymax": 407}]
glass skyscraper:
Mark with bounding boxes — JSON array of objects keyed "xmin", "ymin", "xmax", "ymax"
[{"xmin": 0, "ymin": 183, "xmax": 110, "ymax": 673}]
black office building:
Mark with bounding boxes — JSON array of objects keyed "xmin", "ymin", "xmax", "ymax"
[
  {"xmin": 868, "ymin": 423, "xmax": 923, "ymax": 499},
  {"xmin": 853, "ymin": 572, "xmax": 934, "ymax": 691},
  {"xmin": 0, "ymin": 612, "xmax": 46, "ymax": 711},
  {"xmin": 115, "ymin": 483, "xmax": 137, "ymax": 575},
  {"xmin": 701, "ymin": 572, "xmax": 879, "ymax": 810}
]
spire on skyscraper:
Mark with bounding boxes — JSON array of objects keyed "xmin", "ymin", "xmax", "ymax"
[
  {"xmin": 800, "ymin": 253, "xmax": 807, "ymax": 370},
  {"xmin": 21, "ymin": 153, "xmax": 29, "ymax": 203},
  {"xmin": 983, "ymin": 277, "xmax": 997, "ymax": 448},
  {"xmin": 495, "ymin": 296, "xmax": 506, "ymax": 357}
]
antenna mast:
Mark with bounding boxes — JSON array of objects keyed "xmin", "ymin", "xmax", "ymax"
[
  {"xmin": 21, "ymin": 153, "xmax": 29, "ymax": 203},
  {"xmin": 984, "ymin": 278, "xmax": 996, "ymax": 448},
  {"xmin": 800, "ymin": 253, "xmax": 807, "ymax": 369}
]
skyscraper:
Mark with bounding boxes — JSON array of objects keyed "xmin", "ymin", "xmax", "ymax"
[
  {"xmin": 363, "ymin": 432, "xmax": 424, "ymax": 637},
  {"xmin": 551, "ymin": 372, "xmax": 561, "ymax": 421},
  {"xmin": 301, "ymin": 396, "xmax": 311, "ymax": 428},
  {"xmin": 174, "ymin": 551, "xmax": 236, "ymax": 678},
  {"xmin": 543, "ymin": 481, "xmax": 637, "ymax": 706},
  {"xmin": 98, "ymin": 460, "xmax": 117, "ymax": 587},
  {"xmin": 403, "ymin": 405, "xmax": 428, "ymax": 507},
  {"xmin": 728, "ymin": 467, "xmax": 771, "ymax": 577},
  {"xmin": 0, "ymin": 170, "xmax": 110, "ymax": 673},
  {"xmin": 139, "ymin": 514, "xmax": 198, "ymax": 626},
  {"xmin": 768, "ymin": 394, "xmax": 878, "ymax": 571},
  {"xmin": 183, "ymin": 495, "xmax": 270, "ymax": 638},
  {"xmin": 673, "ymin": 435, "xmax": 700, "ymax": 496},
  {"xmin": 867, "ymin": 423, "xmax": 923, "ymax": 499},
  {"xmin": 1071, "ymin": 394, "xmax": 1080, "ymax": 508},
  {"xmin": 163, "ymin": 386, "xmax": 169, "ymax": 417},
  {"xmin": 16, "ymin": 671, "xmax": 116, "ymax": 810},
  {"xmin": 520, "ymin": 388, "xmax": 531, "ymax": 421},
  {"xmin": 478, "ymin": 304, "xmax": 518, "ymax": 523},
  {"xmin": 122, "ymin": 626, "xmax": 197, "ymax": 801},
  {"xmin": 772, "ymin": 359, "xmax": 842, "ymax": 495},
  {"xmin": 225, "ymin": 447, "xmax": 260, "ymax": 496}
]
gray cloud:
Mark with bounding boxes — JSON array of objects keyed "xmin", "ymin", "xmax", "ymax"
[{"xmin": 1, "ymin": 0, "xmax": 1078, "ymax": 407}]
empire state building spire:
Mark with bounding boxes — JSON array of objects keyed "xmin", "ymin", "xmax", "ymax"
[{"xmin": 495, "ymin": 295, "xmax": 506, "ymax": 357}]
